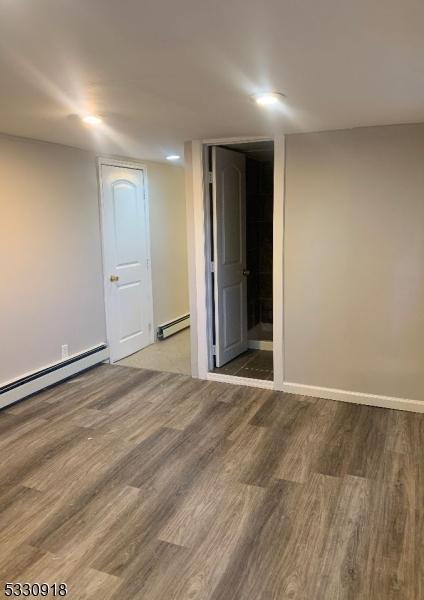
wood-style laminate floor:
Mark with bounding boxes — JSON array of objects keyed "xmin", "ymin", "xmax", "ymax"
[{"xmin": 0, "ymin": 364, "xmax": 422, "ymax": 599}]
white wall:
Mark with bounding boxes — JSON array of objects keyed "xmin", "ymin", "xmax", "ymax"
[
  {"xmin": 146, "ymin": 161, "xmax": 189, "ymax": 328},
  {"xmin": 186, "ymin": 124, "xmax": 424, "ymax": 408},
  {"xmin": 184, "ymin": 141, "xmax": 201, "ymax": 377},
  {"xmin": 0, "ymin": 135, "xmax": 189, "ymax": 388},
  {"xmin": 284, "ymin": 123, "xmax": 424, "ymax": 401},
  {"xmin": 0, "ymin": 134, "xmax": 106, "ymax": 385}
]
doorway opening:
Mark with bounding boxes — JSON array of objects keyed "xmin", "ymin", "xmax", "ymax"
[
  {"xmin": 207, "ymin": 140, "xmax": 274, "ymax": 382},
  {"xmin": 99, "ymin": 158, "xmax": 191, "ymax": 376}
]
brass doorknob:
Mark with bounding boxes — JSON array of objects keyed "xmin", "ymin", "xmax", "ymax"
[
  {"xmin": 243, "ymin": 269, "xmax": 251, "ymax": 277},
  {"xmin": 110, "ymin": 275, "xmax": 119, "ymax": 282}
]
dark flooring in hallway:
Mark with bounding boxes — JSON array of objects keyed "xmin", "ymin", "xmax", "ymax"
[{"xmin": 212, "ymin": 349, "xmax": 273, "ymax": 380}]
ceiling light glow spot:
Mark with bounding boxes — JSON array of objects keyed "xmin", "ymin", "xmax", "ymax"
[
  {"xmin": 253, "ymin": 92, "xmax": 285, "ymax": 106},
  {"xmin": 82, "ymin": 115, "xmax": 102, "ymax": 125},
  {"xmin": 166, "ymin": 154, "xmax": 181, "ymax": 161}
]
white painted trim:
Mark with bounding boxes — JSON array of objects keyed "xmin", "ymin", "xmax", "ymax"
[
  {"xmin": 0, "ymin": 347, "xmax": 109, "ymax": 410},
  {"xmin": 191, "ymin": 141, "xmax": 210, "ymax": 379},
  {"xmin": 202, "ymin": 147, "xmax": 215, "ymax": 372},
  {"xmin": 248, "ymin": 340, "xmax": 273, "ymax": 351},
  {"xmin": 201, "ymin": 135, "xmax": 273, "ymax": 145},
  {"xmin": 273, "ymin": 135, "xmax": 285, "ymax": 390},
  {"xmin": 98, "ymin": 157, "xmax": 148, "ymax": 171},
  {"xmin": 207, "ymin": 372, "xmax": 274, "ymax": 390},
  {"xmin": 282, "ymin": 382, "xmax": 424, "ymax": 414},
  {"xmin": 188, "ymin": 136, "xmax": 284, "ymax": 386},
  {"xmin": 97, "ymin": 157, "xmax": 155, "ymax": 361},
  {"xmin": 184, "ymin": 142, "xmax": 199, "ymax": 377}
]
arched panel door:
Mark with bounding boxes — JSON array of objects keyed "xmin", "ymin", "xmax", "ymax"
[{"xmin": 101, "ymin": 164, "xmax": 152, "ymax": 362}]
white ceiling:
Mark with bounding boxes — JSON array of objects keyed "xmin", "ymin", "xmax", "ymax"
[{"xmin": 1, "ymin": 0, "xmax": 424, "ymax": 163}]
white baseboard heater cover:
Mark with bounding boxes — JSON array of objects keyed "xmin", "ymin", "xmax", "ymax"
[
  {"xmin": 157, "ymin": 313, "xmax": 190, "ymax": 340},
  {"xmin": 0, "ymin": 344, "xmax": 109, "ymax": 410}
]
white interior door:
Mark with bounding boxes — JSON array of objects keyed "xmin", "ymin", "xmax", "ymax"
[
  {"xmin": 212, "ymin": 146, "xmax": 248, "ymax": 367},
  {"xmin": 101, "ymin": 164, "xmax": 153, "ymax": 362}
]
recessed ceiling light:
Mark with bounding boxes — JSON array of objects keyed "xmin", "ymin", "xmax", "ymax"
[
  {"xmin": 82, "ymin": 115, "xmax": 102, "ymax": 125},
  {"xmin": 253, "ymin": 92, "xmax": 286, "ymax": 106},
  {"xmin": 166, "ymin": 154, "xmax": 180, "ymax": 161}
]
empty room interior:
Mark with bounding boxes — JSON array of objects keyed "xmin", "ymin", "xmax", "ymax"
[{"xmin": 1, "ymin": 1, "xmax": 424, "ymax": 598}]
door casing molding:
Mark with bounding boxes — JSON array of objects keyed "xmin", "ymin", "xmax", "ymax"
[
  {"xmin": 97, "ymin": 157, "xmax": 155, "ymax": 362},
  {"xmin": 185, "ymin": 135, "xmax": 285, "ymax": 390}
]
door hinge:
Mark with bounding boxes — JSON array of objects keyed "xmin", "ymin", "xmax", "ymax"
[
  {"xmin": 212, "ymin": 344, "xmax": 216, "ymax": 356},
  {"xmin": 208, "ymin": 171, "xmax": 213, "ymax": 184},
  {"xmin": 210, "ymin": 261, "xmax": 215, "ymax": 273},
  {"xmin": 146, "ymin": 258, "xmax": 151, "ymax": 270}
]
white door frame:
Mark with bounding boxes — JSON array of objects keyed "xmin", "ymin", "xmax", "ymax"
[
  {"xmin": 185, "ymin": 135, "xmax": 285, "ymax": 391},
  {"xmin": 97, "ymin": 157, "xmax": 155, "ymax": 361}
]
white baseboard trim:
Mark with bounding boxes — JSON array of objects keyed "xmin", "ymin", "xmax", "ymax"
[
  {"xmin": 207, "ymin": 372, "xmax": 274, "ymax": 390},
  {"xmin": 248, "ymin": 340, "xmax": 273, "ymax": 351},
  {"xmin": 0, "ymin": 345, "xmax": 109, "ymax": 410},
  {"xmin": 282, "ymin": 381, "xmax": 424, "ymax": 414}
]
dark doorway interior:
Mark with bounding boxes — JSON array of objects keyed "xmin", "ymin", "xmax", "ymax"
[{"xmin": 246, "ymin": 151, "xmax": 274, "ymax": 344}]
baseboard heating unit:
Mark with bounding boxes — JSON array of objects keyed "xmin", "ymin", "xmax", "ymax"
[
  {"xmin": 157, "ymin": 313, "xmax": 190, "ymax": 340},
  {"xmin": 0, "ymin": 344, "xmax": 109, "ymax": 410}
]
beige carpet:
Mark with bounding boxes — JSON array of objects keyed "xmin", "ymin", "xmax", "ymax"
[{"xmin": 117, "ymin": 328, "xmax": 191, "ymax": 375}]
